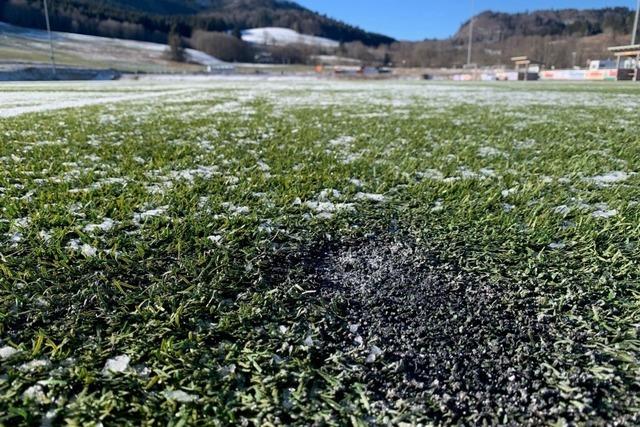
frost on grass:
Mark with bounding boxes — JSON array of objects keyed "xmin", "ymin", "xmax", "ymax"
[{"xmin": 3, "ymin": 79, "xmax": 640, "ymax": 425}]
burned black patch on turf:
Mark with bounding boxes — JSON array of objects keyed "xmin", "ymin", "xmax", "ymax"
[{"xmin": 307, "ymin": 236, "xmax": 559, "ymax": 423}]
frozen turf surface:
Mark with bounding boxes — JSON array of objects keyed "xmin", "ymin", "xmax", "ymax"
[{"xmin": 0, "ymin": 78, "xmax": 639, "ymax": 425}]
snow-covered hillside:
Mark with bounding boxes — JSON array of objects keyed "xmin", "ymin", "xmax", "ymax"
[
  {"xmin": 0, "ymin": 22, "xmax": 230, "ymax": 72},
  {"xmin": 241, "ymin": 27, "xmax": 339, "ymax": 48}
]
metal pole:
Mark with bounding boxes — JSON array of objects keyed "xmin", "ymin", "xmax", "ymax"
[
  {"xmin": 467, "ymin": 0, "xmax": 475, "ymax": 66},
  {"xmin": 633, "ymin": 0, "xmax": 640, "ymax": 45},
  {"xmin": 43, "ymin": 0, "xmax": 56, "ymax": 76}
]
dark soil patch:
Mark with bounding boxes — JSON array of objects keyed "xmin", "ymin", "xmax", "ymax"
[{"xmin": 305, "ymin": 235, "xmax": 560, "ymax": 424}]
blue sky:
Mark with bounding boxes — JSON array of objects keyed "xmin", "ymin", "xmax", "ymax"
[{"xmin": 295, "ymin": 0, "xmax": 639, "ymax": 40}]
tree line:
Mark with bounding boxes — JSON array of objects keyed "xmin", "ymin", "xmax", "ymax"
[{"xmin": 0, "ymin": 0, "xmax": 394, "ymax": 46}]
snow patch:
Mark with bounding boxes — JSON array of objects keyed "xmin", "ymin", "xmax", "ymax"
[
  {"xmin": 242, "ymin": 27, "xmax": 339, "ymax": 48},
  {"xmin": 587, "ymin": 171, "xmax": 632, "ymax": 185},
  {"xmin": 134, "ymin": 206, "xmax": 169, "ymax": 222},
  {"xmin": 19, "ymin": 359, "xmax": 51, "ymax": 372},
  {"xmin": 102, "ymin": 355, "xmax": 130, "ymax": 376},
  {"xmin": 592, "ymin": 208, "xmax": 618, "ymax": 219},
  {"xmin": 0, "ymin": 346, "xmax": 19, "ymax": 360},
  {"xmin": 83, "ymin": 218, "xmax": 116, "ymax": 233},
  {"xmin": 355, "ymin": 192, "xmax": 386, "ymax": 202},
  {"xmin": 23, "ymin": 385, "xmax": 47, "ymax": 403}
]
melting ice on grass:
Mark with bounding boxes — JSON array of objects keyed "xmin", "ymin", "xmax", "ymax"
[
  {"xmin": 354, "ymin": 192, "xmax": 386, "ymax": 202},
  {"xmin": 19, "ymin": 359, "xmax": 51, "ymax": 372},
  {"xmin": 90, "ymin": 177, "xmax": 127, "ymax": 190},
  {"xmin": 305, "ymin": 201, "xmax": 355, "ymax": 219},
  {"xmin": 163, "ymin": 390, "xmax": 198, "ymax": 403},
  {"xmin": 0, "ymin": 345, "xmax": 19, "ymax": 360},
  {"xmin": 221, "ymin": 203, "xmax": 250, "ymax": 216},
  {"xmin": 304, "ymin": 188, "xmax": 355, "ymax": 219},
  {"xmin": 207, "ymin": 235, "xmax": 223, "ymax": 245},
  {"xmin": 478, "ymin": 146, "xmax": 507, "ymax": 158},
  {"xmin": 586, "ymin": 171, "xmax": 633, "ymax": 186},
  {"xmin": 5, "ymin": 232, "xmax": 23, "ymax": 245},
  {"xmin": 303, "ymin": 336, "xmax": 314, "ymax": 347},
  {"xmin": 432, "ymin": 200, "xmax": 445, "ymax": 212},
  {"xmin": 549, "ymin": 242, "xmax": 566, "ymax": 250},
  {"xmin": 12, "ymin": 217, "xmax": 30, "ymax": 229},
  {"xmin": 501, "ymin": 188, "xmax": 517, "ymax": 198},
  {"xmin": 168, "ymin": 166, "xmax": 218, "ymax": 183},
  {"xmin": 554, "ymin": 205, "xmax": 571, "ymax": 215},
  {"xmin": 23, "ymin": 385, "xmax": 47, "ymax": 403},
  {"xmin": 365, "ymin": 346, "xmax": 383, "ymax": 364},
  {"xmin": 133, "ymin": 206, "xmax": 169, "ymax": 223},
  {"xmin": 66, "ymin": 240, "xmax": 99, "ymax": 258},
  {"xmin": 591, "ymin": 202, "xmax": 619, "ymax": 219},
  {"xmin": 38, "ymin": 230, "xmax": 53, "ymax": 242},
  {"xmin": 416, "ymin": 169, "xmax": 445, "ymax": 181},
  {"xmin": 83, "ymin": 218, "xmax": 117, "ymax": 233},
  {"xmin": 592, "ymin": 208, "xmax": 618, "ymax": 219},
  {"xmin": 102, "ymin": 355, "xmax": 130, "ymax": 376},
  {"xmin": 319, "ymin": 189, "xmax": 341, "ymax": 201},
  {"xmin": 329, "ymin": 136, "xmax": 355, "ymax": 146}
]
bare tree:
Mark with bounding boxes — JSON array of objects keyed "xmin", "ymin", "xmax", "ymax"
[
  {"xmin": 167, "ymin": 26, "xmax": 186, "ymax": 62},
  {"xmin": 191, "ymin": 31, "xmax": 253, "ymax": 62}
]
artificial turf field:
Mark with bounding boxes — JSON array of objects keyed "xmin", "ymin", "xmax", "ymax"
[{"xmin": 0, "ymin": 79, "xmax": 639, "ymax": 425}]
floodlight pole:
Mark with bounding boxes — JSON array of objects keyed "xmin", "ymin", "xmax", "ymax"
[
  {"xmin": 43, "ymin": 0, "xmax": 57, "ymax": 76},
  {"xmin": 467, "ymin": 0, "xmax": 475, "ymax": 66},
  {"xmin": 633, "ymin": 0, "xmax": 640, "ymax": 45}
]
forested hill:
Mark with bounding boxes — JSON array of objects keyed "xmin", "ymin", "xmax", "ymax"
[
  {"xmin": 454, "ymin": 8, "xmax": 636, "ymax": 43},
  {"xmin": 0, "ymin": 0, "xmax": 395, "ymax": 46},
  {"xmin": 383, "ymin": 7, "xmax": 637, "ymax": 69}
]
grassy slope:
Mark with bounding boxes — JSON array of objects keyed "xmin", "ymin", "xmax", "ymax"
[
  {"xmin": 0, "ymin": 81, "xmax": 639, "ymax": 425},
  {"xmin": 0, "ymin": 25, "xmax": 205, "ymax": 73}
]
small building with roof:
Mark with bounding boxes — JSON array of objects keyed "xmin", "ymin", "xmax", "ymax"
[{"xmin": 608, "ymin": 44, "xmax": 640, "ymax": 81}]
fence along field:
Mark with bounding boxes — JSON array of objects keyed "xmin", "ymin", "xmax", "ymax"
[{"xmin": 0, "ymin": 79, "xmax": 639, "ymax": 425}]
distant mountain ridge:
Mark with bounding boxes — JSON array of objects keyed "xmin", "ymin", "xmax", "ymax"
[
  {"xmin": 97, "ymin": 0, "xmax": 306, "ymax": 15},
  {"xmin": 454, "ymin": 8, "xmax": 636, "ymax": 43},
  {"xmin": 387, "ymin": 7, "xmax": 638, "ymax": 69},
  {"xmin": 0, "ymin": 0, "xmax": 395, "ymax": 46}
]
